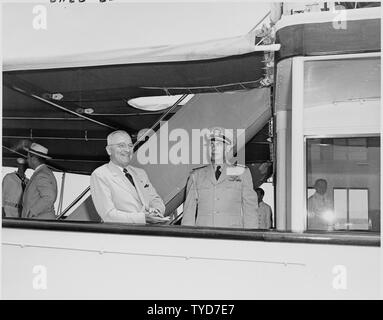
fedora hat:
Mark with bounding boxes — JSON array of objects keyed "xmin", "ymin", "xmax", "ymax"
[{"xmin": 24, "ymin": 143, "xmax": 51, "ymax": 159}]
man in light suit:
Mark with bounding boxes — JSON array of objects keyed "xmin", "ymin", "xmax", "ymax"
[
  {"xmin": 22, "ymin": 143, "xmax": 57, "ymax": 220},
  {"xmin": 182, "ymin": 127, "xmax": 259, "ymax": 228},
  {"xmin": 90, "ymin": 130, "xmax": 165, "ymax": 224}
]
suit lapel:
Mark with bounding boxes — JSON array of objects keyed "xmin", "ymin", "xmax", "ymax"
[
  {"xmin": 22, "ymin": 165, "xmax": 44, "ymax": 218},
  {"xmin": 23, "ymin": 177, "xmax": 32, "ymax": 196},
  {"xmin": 23, "ymin": 165, "xmax": 44, "ymax": 198},
  {"xmin": 107, "ymin": 162, "xmax": 141, "ymax": 203}
]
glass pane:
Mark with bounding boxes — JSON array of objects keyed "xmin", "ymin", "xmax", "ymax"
[
  {"xmin": 307, "ymin": 188, "xmax": 315, "ymax": 198},
  {"xmin": 349, "ymin": 189, "xmax": 369, "ymax": 230},
  {"xmin": 304, "ymin": 57, "xmax": 380, "ymax": 109},
  {"xmin": 306, "ymin": 137, "xmax": 380, "ymax": 232},
  {"xmin": 334, "ymin": 189, "xmax": 347, "ymax": 228}
]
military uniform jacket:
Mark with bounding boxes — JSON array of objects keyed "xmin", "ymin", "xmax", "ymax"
[
  {"xmin": 2, "ymin": 172, "xmax": 28, "ymax": 218},
  {"xmin": 22, "ymin": 164, "xmax": 57, "ymax": 220},
  {"xmin": 182, "ymin": 164, "xmax": 259, "ymax": 228},
  {"xmin": 90, "ymin": 161, "xmax": 165, "ymax": 223}
]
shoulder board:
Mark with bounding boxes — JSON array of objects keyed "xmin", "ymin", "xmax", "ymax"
[
  {"xmin": 233, "ymin": 164, "xmax": 247, "ymax": 168},
  {"xmin": 191, "ymin": 165, "xmax": 208, "ymax": 171},
  {"xmin": 226, "ymin": 164, "xmax": 247, "ymax": 176},
  {"xmin": 227, "ymin": 163, "xmax": 248, "ymax": 169}
]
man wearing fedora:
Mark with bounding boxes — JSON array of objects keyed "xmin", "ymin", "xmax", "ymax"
[
  {"xmin": 21, "ymin": 143, "xmax": 58, "ymax": 220},
  {"xmin": 2, "ymin": 158, "xmax": 29, "ymax": 218},
  {"xmin": 182, "ymin": 127, "xmax": 260, "ymax": 228}
]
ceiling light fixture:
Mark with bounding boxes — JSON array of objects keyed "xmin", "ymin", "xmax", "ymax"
[
  {"xmin": 127, "ymin": 94, "xmax": 194, "ymax": 111},
  {"xmin": 75, "ymin": 107, "xmax": 94, "ymax": 114},
  {"xmin": 83, "ymin": 108, "xmax": 94, "ymax": 114}
]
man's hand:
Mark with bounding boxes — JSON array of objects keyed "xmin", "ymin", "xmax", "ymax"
[
  {"xmin": 147, "ymin": 207, "xmax": 164, "ymax": 217},
  {"xmin": 145, "ymin": 211, "xmax": 169, "ymax": 224}
]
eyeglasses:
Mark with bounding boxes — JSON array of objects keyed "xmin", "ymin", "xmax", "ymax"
[
  {"xmin": 210, "ymin": 140, "xmax": 225, "ymax": 147},
  {"xmin": 108, "ymin": 143, "xmax": 134, "ymax": 149}
]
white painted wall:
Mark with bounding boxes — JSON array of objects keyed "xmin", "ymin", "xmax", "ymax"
[{"xmin": 2, "ymin": 227, "xmax": 379, "ymax": 299}]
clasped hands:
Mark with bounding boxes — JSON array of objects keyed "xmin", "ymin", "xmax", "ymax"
[{"xmin": 144, "ymin": 207, "xmax": 169, "ymax": 223}]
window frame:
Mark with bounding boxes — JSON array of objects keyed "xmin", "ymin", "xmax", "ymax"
[
  {"xmin": 291, "ymin": 52, "xmax": 380, "ymax": 233},
  {"xmin": 304, "ymin": 134, "xmax": 380, "ymax": 233}
]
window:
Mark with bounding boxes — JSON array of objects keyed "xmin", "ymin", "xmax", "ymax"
[
  {"xmin": 306, "ymin": 137, "xmax": 380, "ymax": 232},
  {"xmin": 333, "ymin": 188, "xmax": 370, "ymax": 230}
]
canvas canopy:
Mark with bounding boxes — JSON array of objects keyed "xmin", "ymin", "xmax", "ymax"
[{"xmin": 2, "ymin": 3, "xmax": 276, "ymax": 174}]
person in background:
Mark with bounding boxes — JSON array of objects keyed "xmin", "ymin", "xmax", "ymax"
[
  {"xmin": 21, "ymin": 143, "xmax": 57, "ymax": 220},
  {"xmin": 255, "ymin": 187, "xmax": 273, "ymax": 229},
  {"xmin": 307, "ymin": 178, "xmax": 333, "ymax": 230},
  {"xmin": 182, "ymin": 127, "xmax": 259, "ymax": 228},
  {"xmin": 90, "ymin": 130, "xmax": 166, "ymax": 224},
  {"xmin": 2, "ymin": 158, "xmax": 29, "ymax": 218}
]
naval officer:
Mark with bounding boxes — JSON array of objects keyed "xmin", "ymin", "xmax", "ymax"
[
  {"xmin": 182, "ymin": 127, "xmax": 259, "ymax": 228},
  {"xmin": 2, "ymin": 158, "xmax": 29, "ymax": 218}
]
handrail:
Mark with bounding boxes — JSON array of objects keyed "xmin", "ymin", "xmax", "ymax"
[
  {"xmin": 57, "ymin": 172, "xmax": 66, "ymax": 215},
  {"xmin": 56, "ymin": 186, "xmax": 90, "ymax": 220},
  {"xmin": 2, "ymin": 219, "xmax": 380, "ymax": 247},
  {"xmin": 169, "ymin": 212, "xmax": 183, "ymax": 225}
]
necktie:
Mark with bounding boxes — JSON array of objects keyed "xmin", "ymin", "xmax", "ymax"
[
  {"xmin": 215, "ymin": 165, "xmax": 221, "ymax": 180},
  {"xmin": 123, "ymin": 168, "xmax": 136, "ymax": 188},
  {"xmin": 123, "ymin": 168, "xmax": 146, "ymax": 208},
  {"xmin": 21, "ymin": 178, "xmax": 27, "ymax": 191},
  {"xmin": 17, "ymin": 173, "xmax": 27, "ymax": 191}
]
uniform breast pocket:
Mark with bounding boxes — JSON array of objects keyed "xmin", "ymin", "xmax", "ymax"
[
  {"xmin": 223, "ymin": 181, "xmax": 241, "ymax": 193},
  {"xmin": 196, "ymin": 186, "xmax": 211, "ymax": 195},
  {"xmin": 226, "ymin": 179, "xmax": 242, "ymax": 187}
]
